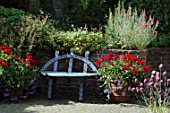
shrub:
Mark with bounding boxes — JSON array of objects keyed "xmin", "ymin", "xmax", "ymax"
[
  {"xmin": 126, "ymin": 0, "xmax": 170, "ymax": 36},
  {"xmin": 0, "ymin": 6, "xmax": 57, "ymax": 54},
  {"xmin": 48, "ymin": 27, "xmax": 108, "ymax": 54},
  {"xmin": 105, "ymin": 2, "xmax": 159, "ymax": 50}
]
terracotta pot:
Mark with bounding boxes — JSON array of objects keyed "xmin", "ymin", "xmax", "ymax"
[{"xmin": 110, "ymin": 82, "xmax": 131, "ymax": 103}]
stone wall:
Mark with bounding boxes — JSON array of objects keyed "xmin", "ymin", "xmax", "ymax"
[{"xmin": 37, "ymin": 48, "xmax": 170, "ymax": 101}]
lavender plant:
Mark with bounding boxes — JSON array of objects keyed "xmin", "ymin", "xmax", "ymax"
[
  {"xmin": 130, "ymin": 64, "xmax": 170, "ymax": 113},
  {"xmin": 105, "ymin": 2, "xmax": 159, "ymax": 50}
]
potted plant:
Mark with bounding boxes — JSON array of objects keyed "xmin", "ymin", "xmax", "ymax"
[
  {"xmin": 96, "ymin": 52, "xmax": 151, "ymax": 102},
  {"xmin": 0, "ymin": 45, "xmax": 38, "ymax": 102}
]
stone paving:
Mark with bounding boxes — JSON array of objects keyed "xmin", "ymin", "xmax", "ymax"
[{"xmin": 0, "ymin": 97, "xmax": 151, "ymax": 113}]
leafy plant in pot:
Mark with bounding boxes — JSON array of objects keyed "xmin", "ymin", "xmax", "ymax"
[
  {"xmin": 96, "ymin": 52, "xmax": 151, "ymax": 102},
  {"xmin": 0, "ymin": 45, "xmax": 39, "ymax": 102}
]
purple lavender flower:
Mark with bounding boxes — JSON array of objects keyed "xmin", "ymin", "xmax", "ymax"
[
  {"xmin": 3, "ymin": 93, "xmax": 10, "ymax": 97},
  {"xmin": 117, "ymin": 85, "xmax": 123, "ymax": 90},
  {"xmin": 11, "ymin": 97, "xmax": 18, "ymax": 101},
  {"xmin": 108, "ymin": 90, "xmax": 112, "ymax": 95},
  {"xmin": 21, "ymin": 95, "xmax": 27, "ymax": 99},
  {"xmin": 104, "ymin": 89, "xmax": 109, "ymax": 94},
  {"xmin": 128, "ymin": 87, "xmax": 132, "ymax": 92},
  {"xmin": 29, "ymin": 91, "xmax": 35, "ymax": 95},
  {"xmin": 122, "ymin": 91, "xmax": 126, "ymax": 96},
  {"xmin": 16, "ymin": 85, "xmax": 20, "ymax": 88},
  {"xmin": 31, "ymin": 86, "xmax": 37, "ymax": 90}
]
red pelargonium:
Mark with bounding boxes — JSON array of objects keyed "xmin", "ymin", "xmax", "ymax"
[
  {"xmin": 26, "ymin": 54, "xmax": 33, "ymax": 59},
  {"xmin": 96, "ymin": 52, "xmax": 150, "ymax": 86},
  {"xmin": 3, "ymin": 48, "xmax": 12, "ymax": 54}
]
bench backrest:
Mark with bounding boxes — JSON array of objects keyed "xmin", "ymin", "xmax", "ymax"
[{"xmin": 41, "ymin": 49, "xmax": 98, "ymax": 74}]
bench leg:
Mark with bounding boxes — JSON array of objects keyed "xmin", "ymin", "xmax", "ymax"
[
  {"xmin": 48, "ymin": 78, "xmax": 53, "ymax": 99},
  {"xmin": 79, "ymin": 78, "xmax": 85, "ymax": 101}
]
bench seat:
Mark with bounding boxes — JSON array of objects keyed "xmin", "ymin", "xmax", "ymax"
[{"xmin": 41, "ymin": 71, "xmax": 98, "ymax": 77}]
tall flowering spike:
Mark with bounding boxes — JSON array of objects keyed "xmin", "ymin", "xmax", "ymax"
[{"xmin": 156, "ymin": 20, "xmax": 159, "ymax": 27}]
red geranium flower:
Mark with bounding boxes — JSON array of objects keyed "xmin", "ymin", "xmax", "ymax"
[
  {"xmin": 3, "ymin": 48, "xmax": 12, "ymax": 54},
  {"xmin": 132, "ymin": 68, "xmax": 138, "ymax": 75},
  {"xmin": 1, "ymin": 62, "xmax": 8, "ymax": 68},
  {"xmin": 26, "ymin": 54, "xmax": 32, "ymax": 59}
]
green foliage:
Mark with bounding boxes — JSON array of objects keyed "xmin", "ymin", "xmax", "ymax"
[
  {"xmin": 105, "ymin": 2, "xmax": 158, "ymax": 50},
  {"xmin": 0, "ymin": 6, "xmax": 57, "ymax": 54},
  {"xmin": 48, "ymin": 28, "xmax": 108, "ymax": 54},
  {"xmin": 151, "ymin": 35, "xmax": 170, "ymax": 48},
  {"xmin": 126, "ymin": 0, "xmax": 170, "ymax": 35}
]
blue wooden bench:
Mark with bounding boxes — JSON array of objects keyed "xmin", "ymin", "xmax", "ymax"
[{"xmin": 41, "ymin": 49, "xmax": 98, "ymax": 101}]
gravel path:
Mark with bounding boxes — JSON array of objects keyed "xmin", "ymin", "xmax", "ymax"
[{"xmin": 0, "ymin": 97, "xmax": 151, "ymax": 113}]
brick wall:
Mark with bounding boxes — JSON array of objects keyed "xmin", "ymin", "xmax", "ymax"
[{"xmin": 37, "ymin": 48, "xmax": 170, "ymax": 101}]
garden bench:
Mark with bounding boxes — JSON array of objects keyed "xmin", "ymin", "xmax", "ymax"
[{"xmin": 41, "ymin": 49, "xmax": 98, "ymax": 101}]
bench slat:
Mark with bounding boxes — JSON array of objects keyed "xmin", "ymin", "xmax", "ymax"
[{"xmin": 41, "ymin": 71, "xmax": 98, "ymax": 77}]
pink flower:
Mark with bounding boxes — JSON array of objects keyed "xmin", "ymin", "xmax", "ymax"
[
  {"xmin": 148, "ymin": 82, "xmax": 154, "ymax": 87},
  {"xmin": 167, "ymin": 79, "xmax": 170, "ymax": 84},
  {"xmin": 163, "ymin": 71, "xmax": 167, "ymax": 77},
  {"xmin": 144, "ymin": 79, "xmax": 147, "ymax": 84},
  {"xmin": 131, "ymin": 87, "xmax": 136, "ymax": 92},
  {"xmin": 135, "ymin": 79, "xmax": 138, "ymax": 83},
  {"xmin": 152, "ymin": 70, "xmax": 156, "ymax": 75},
  {"xmin": 154, "ymin": 83, "xmax": 159, "ymax": 88},
  {"xmin": 156, "ymin": 77, "xmax": 160, "ymax": 81},
  {"xmin": 159, "ymin": 64, "xmax": 163, "ymax": 70},
  {"xmin": 140, "ymin": 83, "xmax": 144, "ymax": 87},
  {"xmin": 140, "ymin": 87, "xmax": 144, "ymax": 92},
  {"xmin": 156, "ymin": 72, "xmax": 160, "ymax": 77},
  {"xmin": 151, "ymin": 74, "xmax": 155, "ymax": 79}
]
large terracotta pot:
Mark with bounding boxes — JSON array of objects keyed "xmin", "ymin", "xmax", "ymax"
[{"xmin": 110, "ymin": 82, "xmax": 131, "ymax": 103}]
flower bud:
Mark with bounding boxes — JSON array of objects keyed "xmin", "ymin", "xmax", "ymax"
[
  {"xmin": 140, "ymin": 87, "xmax": 144, "ymax": 92},
  {"xmin": 151, "ymin": 74, "xmax": 155, "ymax": 79},
  {"xmin": 156, "ymin": 77, "xmax": 160, "ymax": 81},
  {"xmin": 144, "ymin": 79, "xmax": 147, "ymax": 84},
  {"xmin": 152, "ymin": 70, "xmax": 156, "ymax": 75},
  {"xmin": 135, "ymin": 79, "xmax": 138, "ymax": 83},
  {"xmin": 163, "ymin": 71, "xmax": 167, "ymax": 77},
  {"xmin": 140, "ymin": 83, "xmax": 144, "ymax": 87},
  {"xmin": 148, "ymin": 82, "xmax": 154, "ymax": 88},
  {"xmin": 167, "ymin": 79, "xmax": 170, "ymax": 84},
  {"xmin": 131, "ymin": 87, "xmax": 136, "ymax": 92},
  {"xmin": 159, "ymin": 64, "xmax": 163, "ymax": 70},
  {"xmin": 156, "ymin": 72, "xmax": 160, "ymax": 77},
  {"xmin": 154, "ymin": 83, "xmax": 159, "ymax": 88}
]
